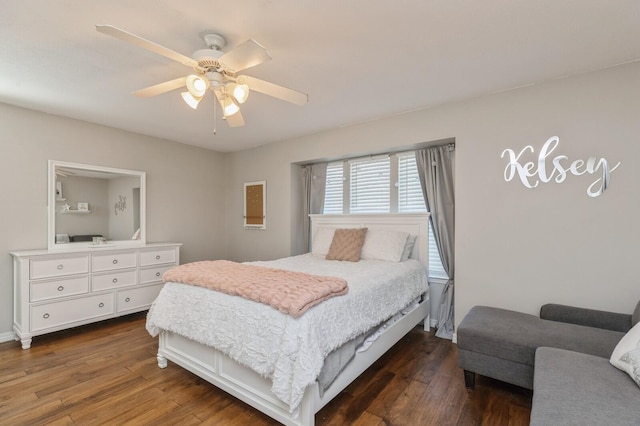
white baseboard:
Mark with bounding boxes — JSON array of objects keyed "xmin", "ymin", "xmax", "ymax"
[
  {"xmin": 452, "ymin": 332, "xmax": 457, "ymax": 344},
  {"xmin": 0, "ymin": 331, "xmax": 16, "ymax": 344},
  {"xmin": 430, "ymin": 318, "xmax": 438, "ymax": 328}
]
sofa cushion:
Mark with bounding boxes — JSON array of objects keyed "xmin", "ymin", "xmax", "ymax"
[
  {"xmin": 540, "ymin": 303, "xmax": 632, "ymax": 332},
  {"xmin": 531, "ymin": 347, "xmax": 640, "ymax": 426},
  {"xmin": 457, "ymin": 306, "xmax": 625, "ymax": 366}
]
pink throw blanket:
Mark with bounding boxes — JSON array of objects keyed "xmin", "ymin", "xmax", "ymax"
[{"xmin": 163, "ymin": 260, "xmax": 348, "ymax": 318}]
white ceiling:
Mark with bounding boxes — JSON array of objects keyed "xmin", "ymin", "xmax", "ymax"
[{"xmin": 1, "ymin": 1, "xmax": 639, "ymax": 152}]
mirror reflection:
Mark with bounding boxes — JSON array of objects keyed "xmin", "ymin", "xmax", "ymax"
[{"xmin": 48, "ymin": 161, "xmax": 146, "ymax": 249}]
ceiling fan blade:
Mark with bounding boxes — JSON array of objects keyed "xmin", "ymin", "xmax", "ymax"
[
  {"xmin": 219, "ymin": 39, "xmax": 271, "ymax": 73},
  {"xmin": 96, "ymin": 25, "xmax": 198, "ymax": 68},
  {"xmin": 225, "ymin": 110, "xmax": 245, "ymax": 127},
  {"xmin": 237, "ymin": 75, "xmax": 308, "ymax": 106},
  {"xmin": 133, "ymin": 76, "xmax": 187, "ymax": 98}
]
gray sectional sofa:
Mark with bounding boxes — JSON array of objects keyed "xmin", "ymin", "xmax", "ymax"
[{"xmin": 457, "ymin": 302, "xmax": 640, "ymax": 425}]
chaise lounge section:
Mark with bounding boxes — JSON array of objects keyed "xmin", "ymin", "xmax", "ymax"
[
  {"xmin": 457, "ymin": 302, "xmax": 640, "ymax": 425},
  {"xmin": 457, "ymin": 304, "xmax": 629, "ymax": 389}
]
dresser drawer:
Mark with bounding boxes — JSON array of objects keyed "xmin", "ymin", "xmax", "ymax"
[
  {"xmin": 93, "ymin": 270, "xmax": 137, "ymax": 291},
  {"xmin": 139, "ymin": 249, "xmax": 176, "ymax": 267},
  {"xmin": 117, "ymin": 284, "xmax": 163, "ymax": 313},
  {"xmin": 139, "ymin": 265, "xmax": 174, "ymax": 285},
  {"xmin": 30, "ymin": 256, "xmax": 89, "ymax": 280},
  {"xmin": 30, "ymin": 276, "xmax": 89, "ymax": 302},
  {"xmin": 92, "ymin": 252, "xmax": 137, "ymax": 272},
  {"xmin": 31, "ymin": 293, "xmax": 114, "ymax": 332}
]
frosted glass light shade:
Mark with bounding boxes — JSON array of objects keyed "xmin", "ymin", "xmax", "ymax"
[
  {"xmin": 222, "ymin": 96, "xmax": 240, "ymax": 116},
  {"xmin": 229, "ymin": 83, "xmax": 249, "ymax": 104},
  {"xmin": 186, "ymin": 75, "xmax": 209, "ymax": 97},
  {"xmin": 181, "ymin": 91, "xmax": 202, "ymax": 109}
]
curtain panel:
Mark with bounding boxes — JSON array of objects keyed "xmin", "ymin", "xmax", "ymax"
[
  {"xmin": 302, "ymin": 163, "xmax": 328, "ymax": 252},
  {"xmin": 416, "ymin": 145, "xmax": 455, "ymax": 339}
]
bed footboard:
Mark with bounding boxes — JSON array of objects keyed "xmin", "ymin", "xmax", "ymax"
[
  {"xmin": 158, "ymin": 328, "xmax": 315, "ymax": 426},
  {"xmin": 156, "ymin": 292, "xmax": 429, "ymax": 426}
]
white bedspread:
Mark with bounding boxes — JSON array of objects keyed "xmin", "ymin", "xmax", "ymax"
[{"xmin": 146, "ymin": 253, "xmax": 427, "ymax": 412}]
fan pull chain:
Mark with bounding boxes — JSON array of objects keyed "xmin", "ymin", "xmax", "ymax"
[{"xmin": 213, "ymin": 93, "xmax": 217, "ymax": 135}]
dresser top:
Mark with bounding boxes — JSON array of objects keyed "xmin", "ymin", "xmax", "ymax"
[{"xmin": 10, "ymin": 242, "xmax": 182, "ymax": 258}]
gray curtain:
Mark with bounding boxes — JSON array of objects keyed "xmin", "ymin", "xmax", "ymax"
[
  {"xmin": 416, "ymin": 145, "xmax": 455, "ymax": 339},
  {"xmin": 302, "ymin": 163, "xmax": 328, "ymax": 252}
]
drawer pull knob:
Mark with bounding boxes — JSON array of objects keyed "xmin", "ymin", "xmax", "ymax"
[
  {"xmin": 125, "ymin": 297, "xmax": 131, "ymax": 302},
  {"xmin": 99, "ymin": 302, "xmax": 105, "ymax": 308},
  {"xmin": 156, "ymin": 255, "xmax": 161, "ymax": 260},
  {"xmin": 155, "ymin": 272, "xmax": 161, "ymax": 277},
  {"xmin": 57, "ymin": 285, "xmax": 64, "ymax": 292},
  {"xmin": 57, "ymin": 264, "xmax": 64, "ymax": 270},
  {"xmin": 112, "ymin": 278, "xmax": 118, "ymax": 283},
  {"xmin": 43, "ymin": 313, "xmax": 50, "ymax": 319},
  {"xmin": 113, "ymin": 259, "xmax": 118, "ymax": 264}
]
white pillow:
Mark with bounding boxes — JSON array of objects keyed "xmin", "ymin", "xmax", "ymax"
[
  {"xmin": 610, "ymin": 322, "xmax": 640, "ymax": 387},
  {"xmin": 360, "ymin": 229, "xmax": 409, "ymax": 262},
  {"xmin": 311, "ymin": 227, "xmax": 336, "ymax": 256},
  {"xmin": 401, "ymin": 234, "xmax": 417, "ymax": 261}
]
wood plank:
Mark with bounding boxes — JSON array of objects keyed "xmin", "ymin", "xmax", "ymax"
[{"xmin": 0, "ymin": 313, "xmax": 531, "ymax": 425}]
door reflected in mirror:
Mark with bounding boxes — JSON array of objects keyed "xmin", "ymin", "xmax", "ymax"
[{"xmin": 48, "ymin": 160, "xmax": 146, "ymax": 249}]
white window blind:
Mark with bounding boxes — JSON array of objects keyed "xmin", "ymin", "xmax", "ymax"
[
  {"xmin": 396, "ymin": 153, "xmax": 448, "ymax": 279},
  {"xmin": 321, "ymin": 151, "xmax": 448, "ymax": 279},
  {"xmin": 323, "ymin": 162, "xmax": 344, "ymax": 214},
  {"xmin": 349, "ymin": 157, "xmax": 390, "ymax": 213},
  {"xmin": 398, "ymin": 153, "xmax": 426, "ymax": 213}
]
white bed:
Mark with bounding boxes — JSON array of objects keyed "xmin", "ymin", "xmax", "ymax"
[{"xmin": 148, "ymin": 213, "xmax": 430, "ymax": 426}]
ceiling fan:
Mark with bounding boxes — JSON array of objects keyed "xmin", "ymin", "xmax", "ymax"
[{"xmin": 95, "ymin": 25, "xmax": 308, "ymax": 128}]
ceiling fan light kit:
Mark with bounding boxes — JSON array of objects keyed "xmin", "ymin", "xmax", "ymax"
[
  {"xmin": 219, "ymin": 92, "xmax": 240, "ymax": 117},
  {"xmin": 95, "ymin": 24, "xmax": 308, "ymax": 128},
  {"xmin": 228, "ymin": 82, "xmax": 250, "ymax": 104},
  {"xmin": 181, "ymin": 91, "xmax": 202, "ymax": 109},
  {"xmin": 185, "ymin": 74, "xmax": 209, "ymax": 97}
]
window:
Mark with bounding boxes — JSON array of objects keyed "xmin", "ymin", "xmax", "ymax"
[
  {"xmin": 398, "ymin": 153, "xmax": 426, "ymax": 213},
  {"xmin": 323, "ymin": 162, "xmax": 343, "ymax": 214},
  {"xmin": 323, "ymin": 151, "xmax": 447, "ymax": 278},
  {"xmin": 350, "ymin": 156, "xmax": 390, "ymax": 213}
]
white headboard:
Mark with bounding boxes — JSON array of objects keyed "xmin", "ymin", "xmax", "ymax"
[{"xmin": 309, "ymin": 213, "xmax": 430, "ymax": 267}]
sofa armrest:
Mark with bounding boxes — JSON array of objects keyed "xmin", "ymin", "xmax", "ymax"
[{"xmin": 540, "ymin": 304, "xmax": 632, "ymax": 332}]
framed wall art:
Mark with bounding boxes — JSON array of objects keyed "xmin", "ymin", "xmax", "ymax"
[{"xmin": 244, "ymin": 181, "xmax": 266, "ymax": 230}]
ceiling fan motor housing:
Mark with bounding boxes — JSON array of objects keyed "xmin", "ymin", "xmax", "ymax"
[
  {"xmin": 193, "ymin": 48, "xmax": 224, "ymax": 69},
  {"xmin": 205, "ymin": 71, "xmax": 223, "ymax": 87},
  {"xmin": 202, "ymin": 33, "xmax": 226, "ymax": 50}
]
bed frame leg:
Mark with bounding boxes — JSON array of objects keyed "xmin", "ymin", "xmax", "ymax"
[{"xmin": 157, "ymin": 353, "xmax": 168, "ymax": 369}]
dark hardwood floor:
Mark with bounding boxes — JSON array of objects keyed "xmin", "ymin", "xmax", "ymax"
[{"xmin": 0, "ymin": 314, "xmax": 531, "ymax": 425}]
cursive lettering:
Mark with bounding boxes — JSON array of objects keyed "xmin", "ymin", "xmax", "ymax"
[{"xmin": 501, "ymin": 136, "xmax": 620, "ymax": 197}]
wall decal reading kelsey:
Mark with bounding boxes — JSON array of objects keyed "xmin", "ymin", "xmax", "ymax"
[{"xmin": 501, "ymin": 136, "xmax": 621, "ymax": 198}]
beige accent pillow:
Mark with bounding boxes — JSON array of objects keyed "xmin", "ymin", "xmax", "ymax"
[{"xmin": 326, "ymin": 228, "xmax": 368, "ymax": 262}]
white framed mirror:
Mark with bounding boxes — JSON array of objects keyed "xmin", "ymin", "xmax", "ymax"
[{"xmin": 48, "ymin": 160, "xmax": 146, "ymax": 250}]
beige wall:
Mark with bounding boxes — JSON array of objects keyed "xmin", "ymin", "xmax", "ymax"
[
  {"xmin": 225, "ymin": 61, "xmax": 640, "ymax": 330},
  {"xmin": 2, "ymin": 61, "xmax": 639, "ymax": 339},
  {"xmin": 0, "ymin": 104, "xmax": 228, "ymax": 335}
]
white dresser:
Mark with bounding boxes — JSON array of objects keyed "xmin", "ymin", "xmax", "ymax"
[{"xmin": 11, "ymin": 243, "xmax": 181, "ymax": 349}]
